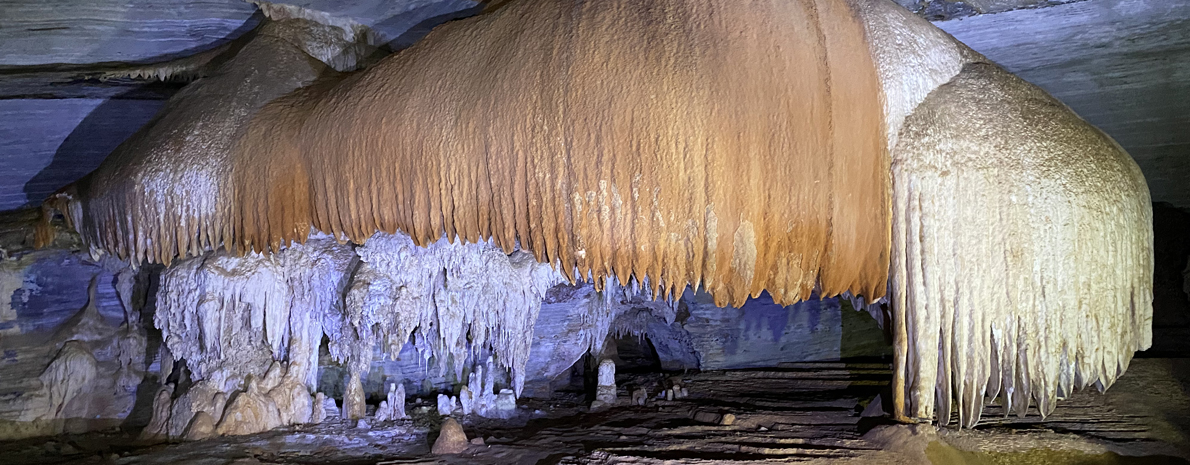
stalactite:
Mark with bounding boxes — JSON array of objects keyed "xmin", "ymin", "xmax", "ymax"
[
  {"xmin": 156, "ymin": 235, "xmax": 355, "ymax": 391},
  {"xmin": 47, "ymin": 0, "xmax": 891, "ymax": 308},
  {"xmin": 148, "ymin": 236, "xmax": 354, "ymax": 438},
  {"xmin": 843, "ymin": 291, "xmax": 888, "ymax": 330},
  {"xmin": 339, "ymin": 232, "xmax": 564, "ymax": 396},
  {"xmin": 889, "ymin": 62, "xmax": 1153, "ymax": 428}
]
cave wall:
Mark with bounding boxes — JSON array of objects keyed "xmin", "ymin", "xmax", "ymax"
[{"xmin": 0, "ymin": 247, "xmax": 151, "ymax": 440}]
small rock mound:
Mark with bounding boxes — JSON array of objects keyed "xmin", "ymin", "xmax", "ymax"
[{"xmin": 431, "ymin": 418, "xmax": 469, "ymax": 455}]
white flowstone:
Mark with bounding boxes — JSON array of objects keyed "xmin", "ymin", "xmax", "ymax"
[{"xmin": 156, "ymin": 236, "xmax": 356, "ymax": 393}]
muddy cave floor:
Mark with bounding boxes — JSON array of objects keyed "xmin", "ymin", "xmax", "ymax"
[{"xmin": 4, "ymin": 359, "xmax": 1190, "ymax": 465}]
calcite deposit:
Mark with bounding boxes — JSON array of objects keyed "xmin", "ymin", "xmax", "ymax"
[{"xmin": 0, "ymin": 0, "xmax": 1168, "ymax": 451}]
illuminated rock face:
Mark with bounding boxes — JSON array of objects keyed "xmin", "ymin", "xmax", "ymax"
[
  {"xmin": 0, "ymin": 247, "xmax": 146, "ymax": 440},
  {"xmin": 10, "ymin": 0, "xmax": 1156, "ymax": 437},
  {"xmin": 851, "ymin": 0, "xmax": 1153, "ymax": 427}
]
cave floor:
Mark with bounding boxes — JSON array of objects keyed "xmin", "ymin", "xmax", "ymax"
[{"xmin": 3, "ymin": 359, "xmax": 1189, "ymax": 465}]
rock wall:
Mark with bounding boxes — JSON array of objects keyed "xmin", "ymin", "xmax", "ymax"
[
  {"xmin": 0, "ymin": 245, "xmax": 149, "ymax": 440},
  {"xmin": 0, "ymin": 0, "xmax": 482, "ymax": 212},
  {"xmin": 0, "ymin": 0, "xmax": 259, "ymax": 66}
]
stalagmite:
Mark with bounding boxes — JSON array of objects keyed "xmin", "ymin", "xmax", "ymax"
[
  {"xmin": 311, "ymin": 393, "xmax": 329, "ymax": 424},
  {"xmin": 344, "ymin": 373, "xmax": 366, "ymax": 421},
  {"xmin": 494, "ymin": 390, "xmax": 517, "ymax": 418},
  {"xmin": 214, "ymin": 377, "xmax": 284, "ymax": 436},
  {"xmin": 375, "ymin": 383, "xmax": 407, "ymax": 422},
  {"xmin": 182, "ymin": 412, "xmax": 216, "ymax": 441},
  {"xmin": 458, "ymin": 386, "xmax": 474, "ymax": 416},
  {"xmin": 432, "ymin": 418, "xmax": 469, "ymax": 455},
  {"xmin": 139, "ymin": 386, "xmax": 174, "ymax": 442},
  {"xmin": 38, "ymin": 341, "xmax": 97, "ymax": 421},
  {"xmin": 437, "ymin": 394, "xmax": 459, "ymax": 416},
  {"xmin": 461, "ymin": 360, "xmax": 503, "ymax": 418},
  {"xmin": 268, "ymin": 373, "xmax": 313, "ymax": 425},
  {"xmin": 632, "ymin": 388, "xmax": 648, "ymax": 406},
  {"xmin": 591, "ymin": 359, "xmax": 617, "ymax": 409},
  {"xmin": 312, "ymin": 394, "xmax": 340, "ymax": 423}
]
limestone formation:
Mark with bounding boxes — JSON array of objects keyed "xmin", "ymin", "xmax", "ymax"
[
  {"xmin": 47, "ymin": 0, "xmax": 893, "ymax": 308},
  {"xmin": 374, "ymin": 383, "xmax": 406, "ymax": 422},
  {"xmin": 631, "ymin": 388, "xmax": 648, "ymax": 407},
  {"xmin": 214, "ymin": 378, "xmax": 284, "ymax": 436},
  {"xmin": 458, "ymin": 386, "xmax": 474, "ymax": 416},
  {"xmin": 458, "ymin": 361, "xmax": 504, "ymax": 418},
  {"xmin": 30, "ymin": 0, "xmax": 1156, "ymax": 431},
  {"xmin": 494, "ymin": 390, "xmax": 517, "ymax": 419},
  {"xmin": 310, "ymin": 393, "xmax": 340, "ymax": 424},
  {"xmin": 268, "ymin": 375, "xmax": 313, "ymax": 425},
  {"xmin": 591, "ymin": 360, "xmax": 617, "ymax": 409},
  {"xmin": 138, "ymin": 386, "xmax": 174, "ymax": 442},
  {"xmin": 888, "ymin": 61, "xmax": 1152, "ymax": 427},
  {"xmin": 437, "ymin": 394, "xmax": 458, "ymax": 416},
  {"xmin": 166, "ymin": 381, "xmax": 225, "ymax": 439},
  {"xmin": 851, "ymin": 0, "xmax": 1153, "ymax": 427},
  {"xmin": 38, "ymin": 341, "xmax": 98, "ymax": 420},
  {"xmin": 344, "ymin": 373, "xmax": 367, "ymax": 421},
  {"xmin": 310, "ymin": 393, "xmax": 328, "ymax": 424},
  {"xmin": 431, "ymin": 418, "xmax": 469, "ymax": 455},
  {"xmin": 182, "ymin": 412, "xmax": 216, "ymax": 441},
  {"xmin": 0, "ymin": 257, "xmax": 148, "ymax": 440},
  {"xmin": 339, "ymin": 233, "xmax": 564, "ymax": 396}
]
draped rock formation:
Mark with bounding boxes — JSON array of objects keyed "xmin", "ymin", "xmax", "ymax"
[
  {"xmin": 47, "ymin": 0, "xmax": 892, "ymax": 308},
  {"xmin": 38, "ymin": 0, "xmax": 1152, "ymax": 430},
  {"xmin": 889, "ymin": 62, "xmax": 1152, "ymax": 427}
]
